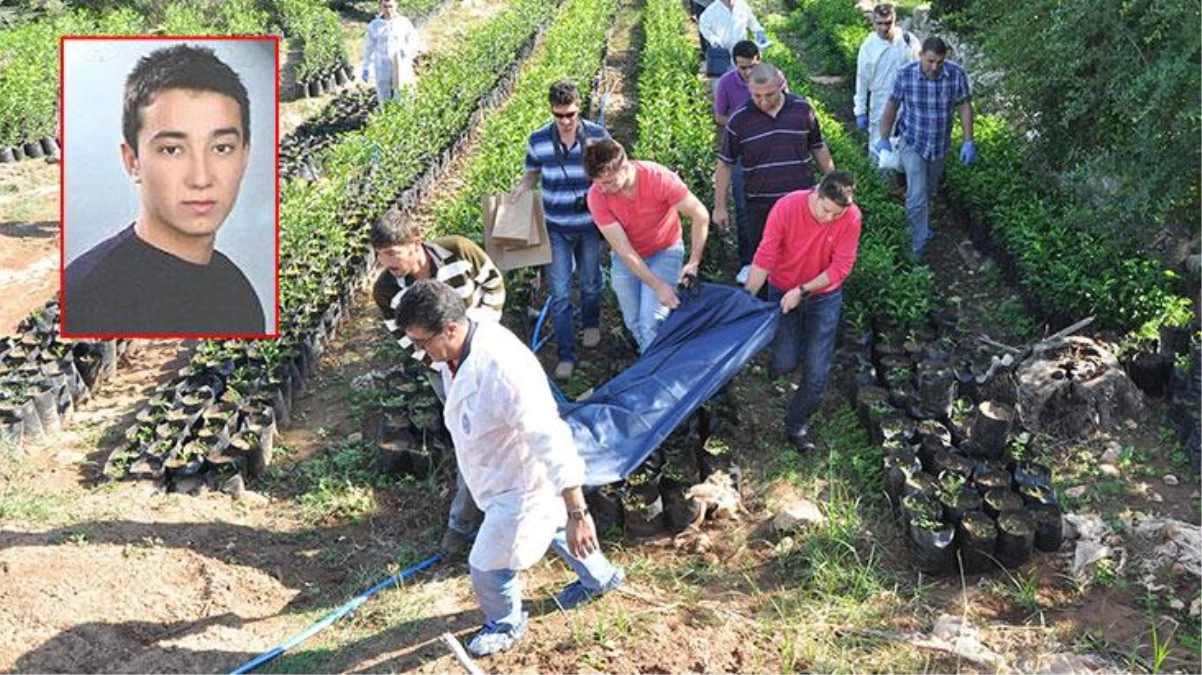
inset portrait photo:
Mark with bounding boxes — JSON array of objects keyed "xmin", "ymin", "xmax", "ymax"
[{"xmin": 61, "ymin": 37, "xmax": 279, "ymax": 338}]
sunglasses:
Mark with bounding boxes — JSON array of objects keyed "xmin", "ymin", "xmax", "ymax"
[{"xmin": 552, "ymin": 110, "xmax": 579, "ymax": 120}]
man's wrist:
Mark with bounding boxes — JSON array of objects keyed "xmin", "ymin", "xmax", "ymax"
[{"xmin": 568, "ymin": 507, "xmax": 591, "ymax": 521}]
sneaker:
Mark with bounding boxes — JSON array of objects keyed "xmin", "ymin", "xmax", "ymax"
[
  {"xmin": 735, "ymin": 265, "xmax": 751, "ymax": 285},
  {"xmin": 787, "ymin": 429, "xmax": 816, "ymax": 453},
  {"xmin": 466, "ymin": 615, "xmax": 528, "ymax": 657},
  {"xmin": 555, "ymin": 568, "xmax": 625, "ymax": 611},
  {"xmin": 553, "ymin": 360, "xmax": 575, "ymax": 381},
  {"xmin": 581, "ymin": 327, "xmax": 602, "ymax": 349},
  {"xmin": 440, "ymin": 528, "xmax": 472, "ymax": 560}
]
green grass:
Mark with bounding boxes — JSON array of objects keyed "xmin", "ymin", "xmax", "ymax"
[{"xmin": 0, "ymin": 462, "xmax": 69, "ymax": 523}]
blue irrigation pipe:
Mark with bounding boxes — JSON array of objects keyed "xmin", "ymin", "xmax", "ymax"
[{"xmin": 229, "ymin": 553, "xmax": 443, "ymax": 675}]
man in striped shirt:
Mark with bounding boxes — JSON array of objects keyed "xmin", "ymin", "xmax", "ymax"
[
  {"xmin": 517, "ymin": 80, "xmax": 611, "ymax": 381},
  {"xmin": 371, "ymin": 211, "xmax": 505, "ymax": 557},
  {"xmin": 714, "ymin": 63, "xmax": 835, "ymax": 283}
]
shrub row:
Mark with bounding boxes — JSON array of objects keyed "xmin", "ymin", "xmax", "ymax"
[
  {"xmin": 431, "ymin": 0, "xmax": 619, "ymax": 240},
  {"xmin": 794, "ymin": 0, "xmax": 867, "ymax": 73},
  {"xmin": 107, "ymin": 0, "xmax": 561, "ymax": 484},
  {"xmin": 790, "ymin": 0, "xmax": 1193, "ymax": 336},
  {"xmin": 0, "ymin": 1, "xmax": 272, "ymax": 149},
  {"xmin": 276, "ymin": 0, "xmax": 346, "ymax": 86}
]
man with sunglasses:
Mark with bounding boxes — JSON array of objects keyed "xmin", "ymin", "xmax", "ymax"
[
  {"xmin": 854, "ymin": 4, "xmax": 919, "ymax": 159},
  {"xmin": 743, "ymin": 171, "xmax": 861, "ymax": 454},
  {"xmin": 714, "ymin": 63, "xmax": 835, "ymax": 285},
  {"xmin": 517, "ymin": 80, "xmax": 611, "ymax": 381}
]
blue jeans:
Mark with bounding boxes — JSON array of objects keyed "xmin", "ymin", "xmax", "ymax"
[
  {"xmin": 470, "ymin": 525, "xmax": 622, "ymax": 628},
  {"xmin": 898, "ymin": 140, "xmax": 947, "ymax": 261},
  {"xmin": 732, "ymin": 159, "xmax": 750, "ymax": 266},
  {"xmin": 548, "ymin": 229, "xmax": 603, "ymax": 362},
  {"xmin": 610, "ymin": 241, "xmax": 684, "ymax": 353},
  {"xmin": 767, "ymin": 286, "xmax": 843, "ymax": 436}
]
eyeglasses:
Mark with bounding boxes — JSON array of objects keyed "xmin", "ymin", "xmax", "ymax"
[
  {"xmin": 408, "ymin": 328, "xmax": 445, "ymax": 351},
  {"xmin": 873, "ymin": 19, "xmax": 894, "ymax": 26},
  {"xmin": 552, "ymin": 110, "xmax": 579, "ymax": 120}
]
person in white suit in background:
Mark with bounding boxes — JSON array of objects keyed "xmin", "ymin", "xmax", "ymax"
[
  {"xmin": 393, "ymin": 279, "xmax": 625, "ymax": 658},
  {"xmin": 361, "ymin": 0, "xmax": 426, "ymax": 103},
  {"xmin": 854, "ymin": 3, "xmax": 919, "ymax": 162}
]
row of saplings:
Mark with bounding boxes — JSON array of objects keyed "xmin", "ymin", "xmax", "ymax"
[{"xmin": 842, "ymin": 306, "xmax": 1065, "ymax": 575}]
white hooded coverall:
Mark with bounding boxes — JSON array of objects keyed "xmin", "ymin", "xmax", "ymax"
[
  {"xmin": 435, "ymin": 320, "xmax": 586, "ymax": 572},
  {"xmin": 854, "ymin": 28, "xmax": 919, "ymax": 155},
  {"xmin": 362, "ymin": 13, "xmax": 426, "ymax": 102}
]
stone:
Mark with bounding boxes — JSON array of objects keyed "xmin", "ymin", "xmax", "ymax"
[
  {"xmin": 1100, "ymin": 442, "xmax": 1123, "ymax": 464},
  {"xmin": 348, "ymin": 432, "xmax": 363, "ymax": 444},
  {"xmin": 237, "ymin": 490, "xmax": 270, "ymax": 507},
  {"xmin": 1100, "ymin": 464, "xmax": 1120, "ymax": 477},
  {"xmin": 220, "ymin": 474, "xmax": 245, "ymax": 499},
  {"xmin": 1065, "ymin": 485, "xmax": 1089, "ymax": 499},
  {"xmin": 1169, "ymin": 598, "xmax": 1185, "ymax": 611},
  {"xmin": 1148, "ymin": 491, "xmax": 1164, "ymax": 503},
  {"xmin": 1192, "ymin": 597, "xmax": 1201, "ymax": 617},
  {"xmin": 772, "ymin": 499, "xmax": 826, "ymax": 533},
  {"xmin": 1163, "ymin": 474, "xmax": 1179, "ymax": 486}
]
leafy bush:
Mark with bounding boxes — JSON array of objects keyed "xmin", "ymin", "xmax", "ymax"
[
  {"xmin": 277, "ymin": 0, "xmax": 347, "ymax": 83},
  {"xmin": 217, "ymin": 0, "xmax": 273, "ymax": 36},
  {"xmin": 159, "ymin": 1, "xmax": 209, "ymax": 35}
]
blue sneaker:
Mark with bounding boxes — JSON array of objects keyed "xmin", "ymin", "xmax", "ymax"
[
  {"xmin": 554, "ymin": 568, "xmax": 625, "ymax": 610},
  {"xmin": 466, "ymin": 614, "xmax": 528, "ymax": 657}
]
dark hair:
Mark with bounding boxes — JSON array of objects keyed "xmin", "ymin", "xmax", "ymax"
[
  {"xmin": 817, "ymin": 171, "xmax": 856, "ymax": 207},
  {"xmin": 583, "ymin": 137, "xmax": 627, "ymax": 179},
  {"xmin": 123, "ymin": 44, "xmax": 251, "ymax": 156},
  {"xmin": 370, "ymin": 209, "xmax": 424, "ymax": 249},
  {"xmin": 548, "ymin": 79, "xmax": 581, "ymax": 107},
  {"xmin": 732, "ymin": 40, "xmax": 760, "ymax": 61},
  {"xmin": 872, "ymin": 4, "xmax": 896, "ymax": 19},
  {"xmin": 394, "ymin": 279, "xmax": 466, "ymax": 335},
  {"xmin": 921, "ymin": 36, "xmax": 949, "ymax": 56}
]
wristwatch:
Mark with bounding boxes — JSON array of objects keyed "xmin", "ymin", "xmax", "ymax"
[{"xmin": 568, "ymin": 507, "xmax": 591, "ymax": 521}]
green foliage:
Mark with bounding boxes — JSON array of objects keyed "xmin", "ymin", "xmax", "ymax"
[
  {"xmin": 159, "ymin": 1, "xmax": 209, "ymax": 35},
  {"xmin": 796, "ymin": 0, "xmax": 868, "ymax": 73},
  {"xmin": 217, "ymin": 0, "xmax": 273, "ymax": 36},
  {"xmin": 972, "ymin": 0, "xmax": 1200, "ymax": 231},
  {"xmin": 278, "ymin": 0, "xmax": 347, "ymax": 82},
  {"xmin": 431, "ymin": 0, "xmax": 619, "ymax": 238}
]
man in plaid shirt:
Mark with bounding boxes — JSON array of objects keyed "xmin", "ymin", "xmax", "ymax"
[{"xmin": 876, "ymin": 36, "xmax": 975, "ymax": 262}]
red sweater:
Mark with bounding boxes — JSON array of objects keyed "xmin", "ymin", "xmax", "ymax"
[{"xmin": 752, "ymin": 189, "xmax": 862, "ymax": 294}]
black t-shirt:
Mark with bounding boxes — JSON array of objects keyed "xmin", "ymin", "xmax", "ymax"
[{"xmin": 64, "ymin": 224, "xmax": 265, "ymax": 336}]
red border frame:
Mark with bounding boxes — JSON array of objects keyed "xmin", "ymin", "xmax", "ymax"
[{"xmin": 58, "ymin": 34, "xmax": 281, "ymax": 340}]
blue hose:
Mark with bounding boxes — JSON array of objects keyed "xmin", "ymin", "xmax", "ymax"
[{"xmin": 229, "ymin": 553, "xmax": 443, "ymax": 674}]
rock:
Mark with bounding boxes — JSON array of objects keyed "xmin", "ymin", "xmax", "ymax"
[
  {"xmin": 220, "ymin": 474, "xmax": 245, "ymax": 499},
  {"xmin": 1171, "ymin": 562, "xmax": 1186, "ymax": 576},
  {"xmin": 1065, "ymin": 485, "xmax": 1089, "ymax": 499},
  {"xmin": 1148, "ymin": 491, "xmax": 1164, "ymax": 503},
  {"xmin": 1169, "ymin": 598, "xmax": 1185, "ymax": 611},
  {"xmin": 931, "ymin": 614, "xmax": 965, "ymax": 640},
  {"xmin": 347, "ymin": 432, "xmax": 363, "ymax": 444},
  {"xmin": 172, "ymin": 476, "xmax": 206, "ymax": 496},
  {"xmin": 1163, "ymin": 474, "xmax": 1179, "ymax": 486},
  {"xmin": 1100, "ymin": 464, "xmax": 1120, "ymax": 477},
  {"xmin": 1100, "ymin": 442, "xmax": 1123, "ymax": 464},
  {"xmin": 1192, "ymin": 597, "xmax": 1201, "ymax": 617},
  {"xmin": 237, "ymin": 490, "xmax": 270, "ymax": 507},
  {"xmin": 772, "ymin": 499, "xmax": 826, "ymax": 533}
]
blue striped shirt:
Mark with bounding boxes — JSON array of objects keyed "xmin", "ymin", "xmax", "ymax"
[
  {"xmin": 525, "ymin": 119, "xmax": 610, "ymax": 232},
  {"xmin": 888, "ymin": 60, "xmax": 971, "ymax": 161}
]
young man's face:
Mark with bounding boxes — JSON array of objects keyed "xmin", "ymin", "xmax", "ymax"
[
  {"xmin": 551, "ymin": 101, "xmax": 580, "ymax": 135},
  {"xmin": 873, "ymin": 14, "xmax": 895, "ymax": 40},
  {"xmin": 121, "ymin": 88, "xmax": 249, "ymax": 243},
  {"xmin": 734, "ymin": 55, "xmax": 760, "ymax": 83},
  {"xmin": 920, "ymin": 50, "xmax": 946, "ymax": 78},
  {"xmin": 376, "ymin": 239, "xmax": 425, "ymax": 278},
  {"xmin": 593, "ymin": 161, "xmax": 633, "ymax": 195},
  {"xmin": 380, "ymin": 0, "xmax": 396, "ymax": 17}
]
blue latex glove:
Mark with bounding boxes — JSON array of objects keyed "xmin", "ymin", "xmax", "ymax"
[
  {"xmin": 873, "ymin": 137, "xmax": 892, "ymax": 155},
  {"xmin": 361, "ymin": 68, "xmax": 369, "ymax": 82},
  {"xmin": 755, "ymin": 30, "xmax": 767, "ymax": 43},
  {"xmin": 856, "ymin": 114, "xmax": 869, "ymax": 131},
  {"xmin": 960, "ymin": 140, "xmax": 976, "ymax": 165}
]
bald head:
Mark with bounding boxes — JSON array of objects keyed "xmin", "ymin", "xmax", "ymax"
[{"xmin": 748, "ymin": 63, "xmax": 783, "ymax": 87}]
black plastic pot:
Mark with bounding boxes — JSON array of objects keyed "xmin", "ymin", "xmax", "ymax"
[
  {"xmin": 40, "ymin": 137, "xmax": 59, "ymax": 156},
  {"xmin": 874, "ymin": 414, "xmax": 915, "ymax": 446},
  {"xmin": 1030, "ymin": 503, "xmax": 1064, "ymax": 552},
  {"xmin": 983, "ymin": 487, "xmax": 1023, "ymax": 519},
  {"xmin": 1013, "ymin": 461, "xmax": 1052, "ymax": 490},
  {"xmin": 0, "ymin": 146, "xmax": 13, "ymax": 163},
  {"xmin": 916, "ymin": 362, "xmax": 956, "ymax": 420},
  {"xmin": 1159, "ymin": 324, "xmax": 1192, "ymax": 357},
  {"xmin": 12, "ymin": 144, "xmax": 25, "ymax": 161},
  {"xmin": 934, "ymin": 450, "xmax": 974, "ymax": 479},
  {"xmin": 900, "ymin": 491, "xmax": 942, "ymax": 537},
  {"xmin": 941, "ymin": 486, "xmax": 983, "ymax": 524},
  {"xmin": 972, "ymin": 401, "xmax": 1014, "ymax": 459},
  {"xmin": 855, "ymin": 386, "xmax": 892, "ymax": 428},
  {"xmin": 957, "ymin": 510, "xmax": 998, "ymax": 574},
  {"xmin": 885, "ymin": 450, "xmax": 922, "ymax": 508},
  {"xmin": 1128, "ymin": 351, "xmax": 1172, "ymax": 397},
  {"xmin": 661, "ymin": 476, "xmax": 704, "ymax": 534},
  {"xmin": 996, "ymin": 511, "xmax": 1036, "ymax": 568},
  {"xmin": 908, "ymin": 521, "xmax": 956, "ymax": 575},
  {"xmin": 23, "ymin": 141, "xmax": 43, "ymax": 159},
  {"xmin": 584, "ymin": 484, "xmax": 624, "ymax": 536},
  {"xmin": 310, "ymin": 79, "xmax": 325, "ymax": 97},
  {"xmin": 1018, "ymin": 483, "xmax": 1057, "ymax": 508},
  {"xmin": 30, "ymin": 382, "xmax": 61, "ymax": 435},
  {"xmin": 919, "ymin": 439, "xmax": 949, "ymax": 475}
]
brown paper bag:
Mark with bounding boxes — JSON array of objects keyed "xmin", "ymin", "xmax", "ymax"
[
  {"xmin": 483, "ymin": 191, "xmax": 552, "ymax": 271},
  {"xmin": 491, "ymin": 189, "xmax": 542, "ymax": 247}
]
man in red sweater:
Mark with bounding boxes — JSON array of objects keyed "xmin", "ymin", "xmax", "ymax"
[{"xmin": 743, "ymin": 171, "xmax": 861, "ymax": 452}]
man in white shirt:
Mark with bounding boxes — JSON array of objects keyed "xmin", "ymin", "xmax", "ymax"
[
  {"xmin": 854, "ymin": 3, "xmax": 919, "ymax": 160},
  {"xmin": 395, "ymin": 279, "xmax": 624, "ymax": 658},
  {"xmin": 699, "ymin": 0, "xmax": 768, "ymax": 59},
  {"xmin": 360, "ymin": 0, "xmax": 426, "ymax": 103}
]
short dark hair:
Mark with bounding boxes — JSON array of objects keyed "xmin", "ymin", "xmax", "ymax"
[
  {"xmin": 370, "ymin": 209, "xmax": 424, "ymax": 249},
  {"xmin": 394, "ymin": 279, "xmax": 466, "ymax": 335},
  {"xmin": 732, "ymin": 40, "xmax": 760, "ymax": 61},
  {"xmin": 583, "ymin": 137, "xmax": 627, "ymax": 179},
  {"xmin": 873, "ymin": 4, "xmax": 896, "ymax": 20},
  {"xmin": 921, "ymin": 36, "xmax": 949, "ymax": 56},
  {"xmin": 548, "ymin": 79, "xmax": 581, "ymax": 107},
  {"xmin": 817, "ymin": 171, "xmax": 856, "ymax": 207},
  {"xmin": 123, "ymin": 44, "xmax": 251, "ymax": 156}
]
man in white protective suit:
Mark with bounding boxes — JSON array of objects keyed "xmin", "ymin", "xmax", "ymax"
[
  {"xmin": 393, "ymin": 279, "xmax": 625, "ymax": 658},
  {"xmin": 361, "ymin": 0, "xmax": 426, "ymax": 103},
  {"xmin": 854, "ymin": 3, "xmax": 919, "ymax": 162}
]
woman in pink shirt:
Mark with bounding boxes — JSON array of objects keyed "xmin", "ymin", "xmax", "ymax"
[{"xmin": 585, "ymin": 139, "xmax": 711, "ymax": 352}]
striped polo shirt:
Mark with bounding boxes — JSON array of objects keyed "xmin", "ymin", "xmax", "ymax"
[
  {"xmin": 718, "ymin": 93, "xmax": 826, "ymax": 202},
  {"xmin": 524, "ymin": 118, "xmax": 611, "ymax": 233},
  {"xmin": 372, "ymin": 235, "xmax": 505, "ymax": 362}
]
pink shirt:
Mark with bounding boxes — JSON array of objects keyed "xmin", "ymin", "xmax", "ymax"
[
  {"xmin": 588, "ymin": 161, "xmax": 689, "ymax": 258},
  {"xmin": 753, "ymin": 189, "xmax": 861, "ymax": 293}
]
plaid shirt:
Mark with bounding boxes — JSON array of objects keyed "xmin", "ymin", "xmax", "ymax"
[{"xmin": 888, "ymin": 60, "xmax": 971, "ymax": 160}]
